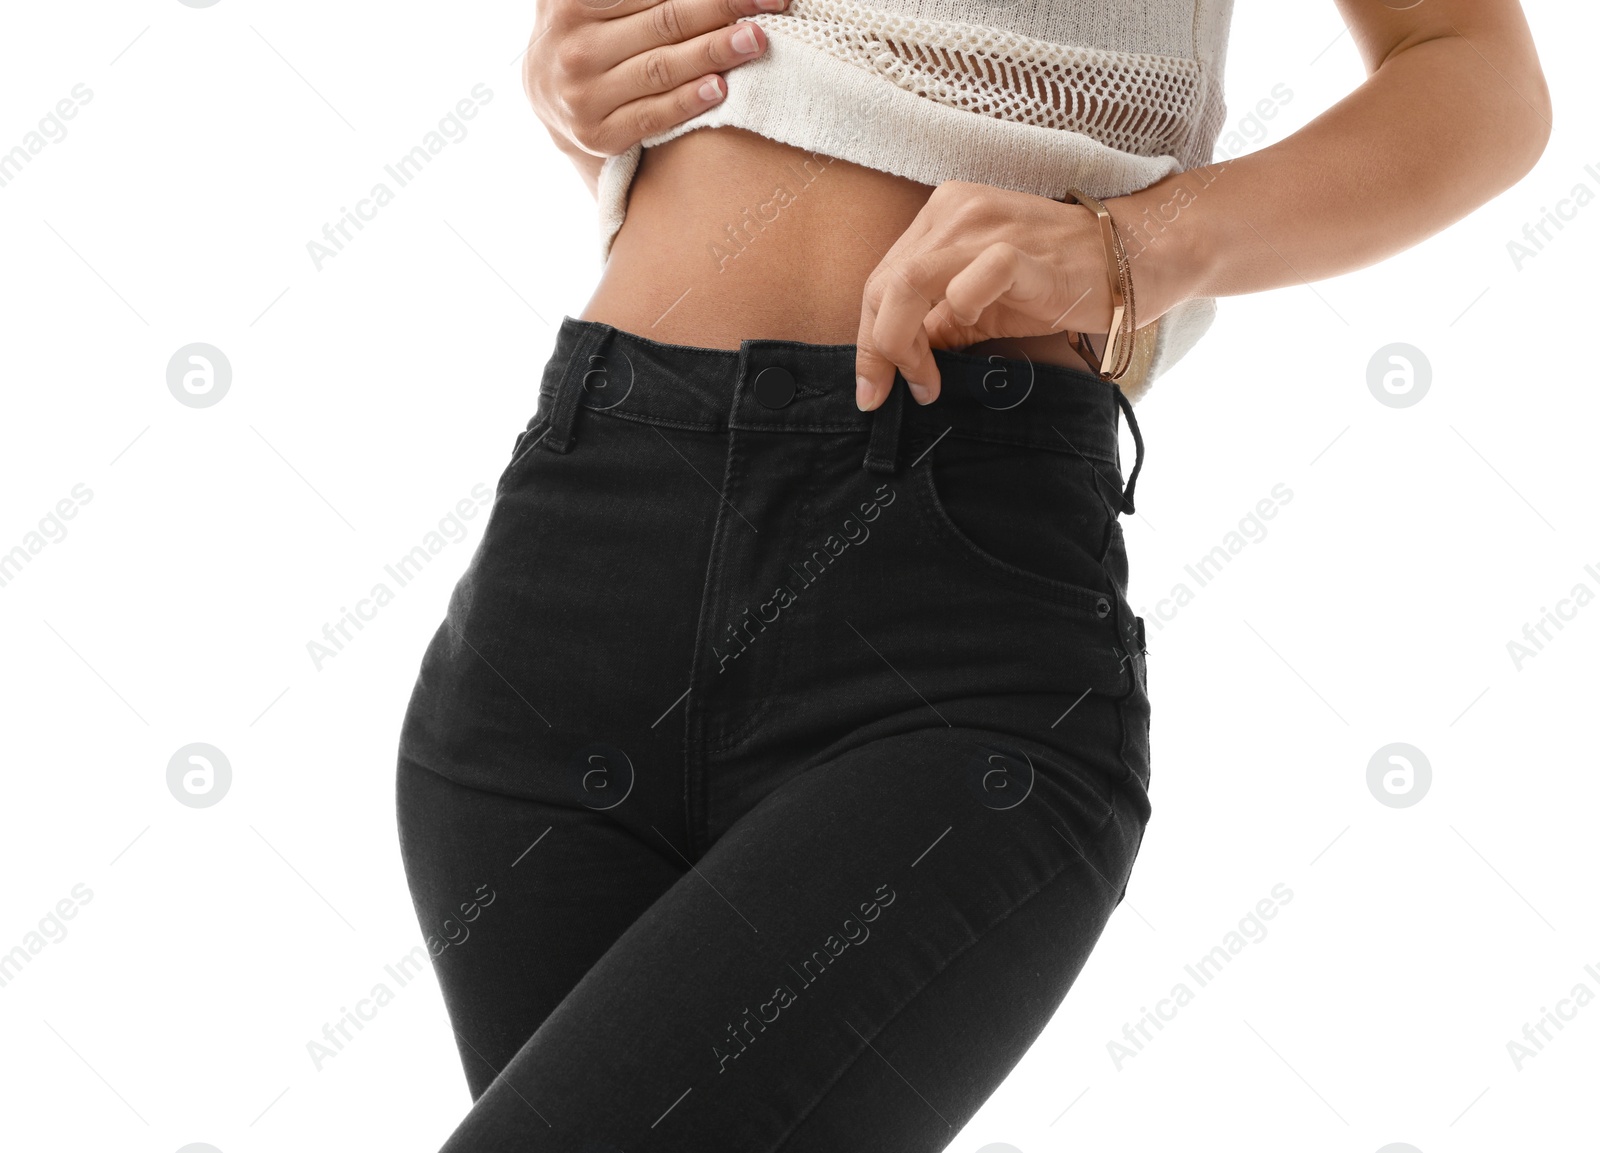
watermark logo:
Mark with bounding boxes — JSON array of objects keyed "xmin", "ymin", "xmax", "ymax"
[
  {"xmin": 963, "ymin": 744, "xmax": 1035, "ymax": 810},
  {"xmin": 167, "ymin": 343, "xmax": 231, "ymax": 408},
  {"xmin": 1366, "ymin": 342, "xmax": 1430, "ymax": 409},
  {"xmin": 969, "ymin": 352, "xmax": 1034, "ymax": 411},
  {"xmin": 167, "ymin": 743, "xmax": 232, "ymax": 808},
  {"xmin": 579, "ymin": 350, "xmax": 634, "ymax": 411},
  {"xmin": 570, "ymin": 743, "xmax": 635, "ymax": 810},
  {"xmin": 1366, "ymin": 743, "xmax": 1431, "ymax": 808}
]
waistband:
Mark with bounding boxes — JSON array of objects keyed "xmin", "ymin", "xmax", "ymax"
[{"xmin": 535, "ymin": 315, "xmax": 1144, "ymax": 513}]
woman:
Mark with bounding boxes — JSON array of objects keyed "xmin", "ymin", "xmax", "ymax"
[{"xmin": 396, "ymin": 1, "xmax": 1550, "ymax": 1149}]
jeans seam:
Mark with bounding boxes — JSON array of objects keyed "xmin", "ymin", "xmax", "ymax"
[
  {"xmin": 763, "ymin": 833, "xmax": 1119, "ymax": 1153},
  {"xmin": 682, "ymin": 426, "xmax": 740, "ymax": 859}
]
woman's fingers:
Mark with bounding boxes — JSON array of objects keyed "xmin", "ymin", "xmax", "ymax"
[
  {"xmin": 604, "ymin": 0, "xmax": 785, "ymax": 70},
  {"xmin": 591, "ymin": 70, "xmax": 733, "ymax": 152},
  {"xmin": 574, "ymin": 9, "xmax": 774, "ymax": 153},
  {"xmin": 530, "ymin": 0, "xmax": 783, "ymax": 162},
  {"xmin": 853, "ymin": 184, "xmax": 1112, "ymax": 411},
  {"xmin": 855, "ymin": 247, "xmax": 976, "ymax": 411},
  {"xmin": 944, "ymin": 241, "xmax": 1031, "ymax": 327},
  {"xmin": 615, "ymin": 19, "xmax": 769, "ymax": 106}
]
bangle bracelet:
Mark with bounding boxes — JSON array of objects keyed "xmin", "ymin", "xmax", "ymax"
[{"xmin": 1056, "ymin": 188, "xmax": 1137, "ymax": 382}]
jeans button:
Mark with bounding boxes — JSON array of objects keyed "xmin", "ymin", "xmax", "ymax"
[
  {"xmin": 1094, "ymin": 596, "xmax": 1111, "ymax": 619},
  {"xmin": 753, "ymin": 366, "xmax": 796, "ymax": 409}
]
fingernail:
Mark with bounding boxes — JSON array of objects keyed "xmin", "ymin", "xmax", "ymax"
[
  {"xmin": 755, "ymin": 0, "xmax": 786, "ymax": 10},
  {"xmin": 698, "ymin": 76, "xmax": 722, "ymax": 102},
  {"xmin": 733, "ymin": 25, "xmax": 759, "ymax": 53},
  {"xmin": 856, "ymin": 375, "xmax": 874, "ymax": 410},
  {"xmin": 907, "ymin": 381, "xmax": 932, "ymax": 405}
]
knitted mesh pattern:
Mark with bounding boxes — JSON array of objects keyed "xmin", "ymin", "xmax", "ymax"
[{"xmin": 757, "ymin": 0, "xmax": 1223, "ymax": 169}]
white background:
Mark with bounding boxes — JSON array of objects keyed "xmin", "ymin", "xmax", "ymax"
[{"xmin": 0, "ymin": 1, "xmax": 1594, "ymax": 1151}]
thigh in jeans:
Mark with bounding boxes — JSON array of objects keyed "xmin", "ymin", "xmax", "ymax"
[
  {"xmin": 430, "ymin": 723, "xmax": 1145, "ymax": 1153},
  {"xmin": 394, "ymin": 388, "xmax": 725, "ymax": 1096}
]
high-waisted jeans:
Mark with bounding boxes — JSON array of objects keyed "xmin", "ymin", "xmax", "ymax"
[{"xmin": 395, "ymin": 315, "xmax": 1152, "ymax": 1152}]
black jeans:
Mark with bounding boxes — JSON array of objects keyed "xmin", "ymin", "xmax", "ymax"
[{"xmin": 396, "ymin": 315, "xmax": 1152, "ymax": 1152}]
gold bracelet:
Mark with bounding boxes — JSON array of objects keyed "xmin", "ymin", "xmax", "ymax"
[{"xmin": 1056, "ymin": 188, "xmax": 1137, "ymax": 381}]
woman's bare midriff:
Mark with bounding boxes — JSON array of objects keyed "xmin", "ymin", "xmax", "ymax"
[{"xmin": 579, "ymin": 126, "xmax": 1104, "ymax": 377}]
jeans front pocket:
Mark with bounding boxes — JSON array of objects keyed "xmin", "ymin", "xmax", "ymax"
[{"xmin": 908, "ymin": 430, "xmax": 1126, "ymax": 619}]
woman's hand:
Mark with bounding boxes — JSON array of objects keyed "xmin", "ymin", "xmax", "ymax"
[
  {"xmin": 854, "ymin": 181, "xmax": 1132, "ymax": 411},
  {"xmin": 523, "ymin": 0, "xmax": 786, "ymax": 194},
  {"xmin": 853, "ymin": 0, "xmax": 1551, "ymax": 414}
]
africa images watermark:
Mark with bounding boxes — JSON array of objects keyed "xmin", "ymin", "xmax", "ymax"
[
  {"xmin": 1504, "ymin": 559, "xmax": 1600, "ymax": 670},
  {"xmin": 1106, "ymin": 882, "xmax": 1294, "ymax": 1070},
  {"xmin": 709, "ymin": 83, "xmax": 896, "ymax": 272},
  {"xmin": 421, "ymin": 882, "xmax": 497, "ymax": 958},
  {"xmin": 305, "ymin": 944, "xmax": 430, "ymax": 1071},
  {"xmin": 306, "ymin": 483, "xmax": 492, "ymax": 670},
  {"xmin": 1115, "ymin": 82, "xmax": 1295, "ymax": 264},
  {"xmin": 306, "ymin": 83, "xmax": 493, "ymax": 271},
  {"xmin": 0, "ymin": 483, "xmax": 94, "ymax": 591},
  {"xmin": 713, "ymin": 881, "xmax": 898, "ymax": 1074},
  {"xmin": 1138, "ymin": 482, "xmax": 1293, "ymax": 632},
  {"xmin": 709, "ymin": 148, "xmax": 832, "ymax": 272},
  {"xmin": 0, "ymin": 883, "xmax": 94, "ymax": 992},
  {"xmin": 1504, "ymin": 959, "xmax": 1600, "ymax": 1072},
  {"xmin": 1505, "ymin": 160, "xmax": 1600, "ymax": 271},
  {"xmin": 711, "ymin": 481, "xmax": 899, "ymax": 673},
  {"xmin": 0, "ymin": 83, "xmax": 92, "ymax": 191}
]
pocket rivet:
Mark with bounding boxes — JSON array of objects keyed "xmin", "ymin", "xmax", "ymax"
[{"xmin": 1094, "ymin": 597, "xmax": 1111, "ymax": 618}]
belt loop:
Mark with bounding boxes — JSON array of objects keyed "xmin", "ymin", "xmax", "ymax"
[
  {"xmin": 1112, "ymin": 385, "xmax": 1144, "ymax": 516},
  {"xmin": 863, "ymin": 373, "xmax": 906, "ymax": 475},
  {"xmin": 543, "ymin": 321, "xmax": 612, "ymax": 455}
]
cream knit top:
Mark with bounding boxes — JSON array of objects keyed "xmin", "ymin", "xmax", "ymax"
[{"xmin": 596, "ymin": 0, "xmax": 1237, "ymax": 392}]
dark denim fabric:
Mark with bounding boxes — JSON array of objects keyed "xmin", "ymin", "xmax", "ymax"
[{"xmin": 396, "ymin": 315, "xmax": 1152, "ymax": 1152}]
